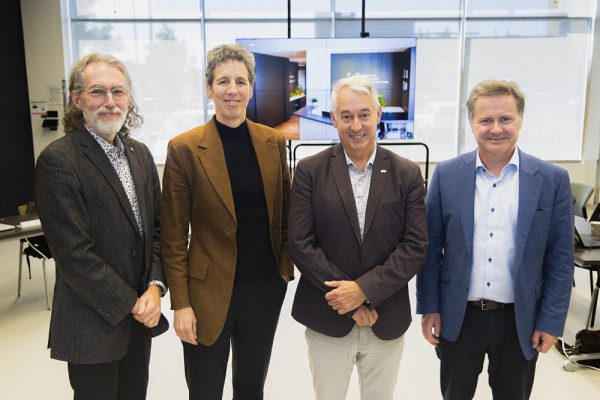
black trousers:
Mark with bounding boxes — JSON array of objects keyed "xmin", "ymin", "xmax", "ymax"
[
  {"xmin": 436, "ymin": 305, "xmax": 538, "ymax": 400},
  {"xmin": 183, "ymin": 273, "xmax": 287, "ymax": 400},
  {"xmin": 68, "ymin": 321, "xmax": 151, "ymax": 400}
]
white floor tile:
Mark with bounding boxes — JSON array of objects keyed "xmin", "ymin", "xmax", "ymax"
[{"xmin": 0, "ymin": 237, "xmax": 598, "ymax": 399}]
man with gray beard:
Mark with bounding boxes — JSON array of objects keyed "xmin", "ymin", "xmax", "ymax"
[{"xmin": 35, "ymin": 53, "xmax": 167, "ymax": 400}]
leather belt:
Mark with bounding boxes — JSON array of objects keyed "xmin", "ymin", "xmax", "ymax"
[{"xmin": 468, "ymin": 299, "xmax": 514, "ymax": 311}]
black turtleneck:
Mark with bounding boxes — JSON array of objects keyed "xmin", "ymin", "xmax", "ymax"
[{"xmin": 215, "ymin": 118, "xmax": 277, "ymax": 282}]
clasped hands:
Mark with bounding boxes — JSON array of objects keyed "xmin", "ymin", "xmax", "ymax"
[
  {"xmin": 325, "ymin": 280, "xmax": 378, "ymax": 326},
  {"xmin": 131, "ymin": 284, "xmax": 162, "ymax": 328}
]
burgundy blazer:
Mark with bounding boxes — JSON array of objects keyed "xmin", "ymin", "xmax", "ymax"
[{"xmin": 289, "ymin": 144, "xmax": 428, "ymax": 340}]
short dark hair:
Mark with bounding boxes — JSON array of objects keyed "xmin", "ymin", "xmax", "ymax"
[{"xmin": 205, "ymin": 44, "xmax": 255, "ymax": 87}]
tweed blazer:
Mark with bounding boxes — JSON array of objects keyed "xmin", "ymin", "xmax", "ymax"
[
  {"xmin": 289, "ymin": 144, "xmax": 428, "ymax": 340},
  {"xmin": 35, "ymin": 129, "xmax": 164, "ymax": 364},
  {"xmin": 161, "ymin": 117, "xmax": 293, "ymax": 346},
  {"xmin": 416, "ymin": 149, "xmax": 574, "ymax": 360}
]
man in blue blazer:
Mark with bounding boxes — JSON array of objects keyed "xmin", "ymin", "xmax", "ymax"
[{"xmin": 416, "ymin": 80, "xmax": 574, "ymax": 399}]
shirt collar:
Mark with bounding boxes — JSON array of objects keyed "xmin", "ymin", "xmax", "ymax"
[
  {"xmin": 85, "ymin": 125, "xmax": 125, "ymax": 156},
  {"xmin": 476, "ymin": 146, "xmax": 520, "ymax": 174},
  {"xmin": 343, "ymin": 144, "xmax": 377, "ymax": 170}
]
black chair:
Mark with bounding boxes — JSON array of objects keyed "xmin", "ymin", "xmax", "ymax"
[
  {"xmin": 18, "ymin": 235, "xmax": 52, "ymax": 309},
  {"xmin": 571, "ymin": 184, "xmax": 595, "ymax": 289},
  {"xmin": 590, "ymin": 201, "xmax": 600, "ymax": 222},
  {"xmin": 585, "ymin": 265, "xmax": 599, "ymax": 328}
]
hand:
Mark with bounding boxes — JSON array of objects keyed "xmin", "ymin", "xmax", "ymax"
[
  {"xmin": 324, "ymin": 280, "xmax": 367, "ymax": 314},
  {"xmin": 131, "ymin": 285, "xmax": 161, "ymax": 328},
  {"xmin": 421, "ymin": 313, "xmax": 441, "ymax": 347},
  {"xmin": 352, "ymin": 305, "xmax": 378, "ymax": 326},
  {"xmin": 174, "ymin": 307, "xmax": 198, "ymax": 345},
  {"xmin": 531, "ymin": 329, "xmax": 558, "ymax": 353}
]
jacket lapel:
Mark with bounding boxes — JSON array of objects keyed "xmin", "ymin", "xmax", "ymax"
[
  {"xmin": 196, "ymin": 117, "xmax": 236, "ymax": 220},
  {"xmin": 458, "ymin": 151, "xmax": 477, "ymax": 259},
  {"xmin": 122, "ymin": 135, "xmax": 147, "ymax": 237},
  {"xmin": 76, "ymin": 130, "xmax": 140, "ymax": 235},
  {"xmin": 363, "ymin": 148, "xmax": 390, "ymax": 238},
  {"xmin": 330, "ymin": 144, "xmax": 362, "ymax": 243},
  {"xmin": 248, "ymin": 120, "xmax": 279, "ymax": 225},
  {"xmin": 513, "ymin": 152, "xmax": 542, "ymax": 271}
]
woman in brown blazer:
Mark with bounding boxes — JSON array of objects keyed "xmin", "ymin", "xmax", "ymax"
[{"xmin": 161, "ymin": 44, "xmax": 293, "ymax": 399}]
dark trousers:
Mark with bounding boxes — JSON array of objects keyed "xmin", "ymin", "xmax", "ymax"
[
  {"xmin": 68, "ymin": 321, "xmax": 151, "ymax": 400},
  {"xmin": 436, "ymin": 305, "xmax": 538, "ymax": 400},
  {"xmin": 183, "ymin": 273, "xmax": 287, "ymax": 400}
]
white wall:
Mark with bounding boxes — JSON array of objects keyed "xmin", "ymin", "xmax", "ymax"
[
  {"xmin": 20, "ymin": 0, "xmax": 66, "ymax": 161},
  {"xmin": 566, "ymin": 2, "xmax": 600, "ymax": 202},
  {"xmin": 552, "ymin": 3, "xmax": 600, "ymax": 204}
]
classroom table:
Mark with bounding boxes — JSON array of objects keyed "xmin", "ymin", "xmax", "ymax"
[{"xmin": 574, "ymin": 248, "xmax": 600, "ymax": 329}]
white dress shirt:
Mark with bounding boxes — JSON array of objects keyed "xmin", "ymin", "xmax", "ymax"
[{"xmin": 469, "ymin": 147, "xmax": 520, "ymax": 303}]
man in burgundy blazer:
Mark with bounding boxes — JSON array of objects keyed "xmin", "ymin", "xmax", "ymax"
[{"xmin": 288, "ymin": 74, "xmax": 428, "ymax": 399}]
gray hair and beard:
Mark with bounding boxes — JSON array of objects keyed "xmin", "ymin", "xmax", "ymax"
[{"xmin": 82, "ymin": 105, "xmax": 127, "ymax": 137}]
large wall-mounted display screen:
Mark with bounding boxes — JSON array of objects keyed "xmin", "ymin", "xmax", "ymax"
[{"xmin": 237, "ymin": 37, "xmax": 417, "ymax": 141}]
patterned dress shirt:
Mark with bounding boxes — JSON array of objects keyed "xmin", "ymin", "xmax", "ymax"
[
  {"xmin": 86, "ymin": 127, "xmax": 144, "ymax": 236},
  {"xmin": 343, "ymin": 145, "xmax": 377, "ymax": 239}
]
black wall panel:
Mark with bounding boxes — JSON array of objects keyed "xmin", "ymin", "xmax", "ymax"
[{"xmin": 0, "ymin": 0, "xmax": 36, "ymax": 218}]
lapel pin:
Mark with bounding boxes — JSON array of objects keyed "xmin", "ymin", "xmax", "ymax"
[
  {"xmin": 381, "ymin": 169, "xmax": 387, "ymax": 173},
  {"xmin": 130, "ymin": 147, "xmax": 134, "ymax": 151}
]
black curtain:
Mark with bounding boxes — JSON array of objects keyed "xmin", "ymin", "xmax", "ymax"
[{"xmin": 0, "ymin": 0, "xmax": 36, "ymax": 218}]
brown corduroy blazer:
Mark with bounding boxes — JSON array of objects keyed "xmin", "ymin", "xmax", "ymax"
[{"xmin": 161, "ymin": 116, "xmax": 293, "ymax": 346}]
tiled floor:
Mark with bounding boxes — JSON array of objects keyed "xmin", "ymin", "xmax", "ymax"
[{"xmin": 0, "ymin": 238, "xmax": 598, "ymax": 399}]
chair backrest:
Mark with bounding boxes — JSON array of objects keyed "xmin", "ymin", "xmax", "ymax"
[
  {"xmin": 590, "ymin": 202, "xmax": 600, "ymax": 222},
  {"xmin": 23, "ymin": 235, "xmax": 52, "ymax": 259},
  {"xmin": 571, "ymin": 182, "xmax": 594, "ymax": 219}
]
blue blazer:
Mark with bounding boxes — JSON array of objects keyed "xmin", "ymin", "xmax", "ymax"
[{"xmin": 416, "ymin": 149, "xmax": 574, "ymax": 360}]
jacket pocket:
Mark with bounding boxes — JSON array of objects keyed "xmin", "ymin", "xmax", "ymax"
[{"xmin": 189, "ymin": 260, "xmax": 209, "ymax": 280}]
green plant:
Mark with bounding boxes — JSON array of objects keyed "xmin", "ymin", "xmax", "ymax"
[
  {"xmin": 311, "ymin": 98, "xmax": 318, "ymax": 103},
  {"xmin": 378, "ymin": 93, "xmax": 386, "ymax": 107},
  {"xmin": 290, "ymin": 84, "xmax": 304, "ymax": 98}
]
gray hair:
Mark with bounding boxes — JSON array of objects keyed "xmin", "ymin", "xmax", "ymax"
[
  {"xmin": 330, "ymin": 75, "xmax": 380, "ymax": 116},
  {"xmin": 63, "ymin": 53, "xmax": 142, "ymax": 136}
]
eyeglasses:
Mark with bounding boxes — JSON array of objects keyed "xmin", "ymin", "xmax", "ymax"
[{"xmin": 81, "ymin": 86, "xmax": 128, "ymax": 99}]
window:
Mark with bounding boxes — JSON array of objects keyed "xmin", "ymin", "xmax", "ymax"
[
  {"xmin": 64, "ymin": 0, "xmax": 594, "ymax": 163},
  {"xmin": 462, "ymin": 19, "xmax": 589, "ymax": 160}
]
